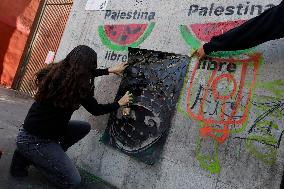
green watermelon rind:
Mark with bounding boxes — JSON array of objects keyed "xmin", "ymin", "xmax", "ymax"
[
  {"xmin": 179, "ymin": 25, "xmax": 256, "ymax": 58},
  {"xmin": 99, "ymin": 23, "xmax": 155, "ymax": 51},
  {"xmin": 180, "ymin": 25, "xmax": 201, "ymax": 50}
]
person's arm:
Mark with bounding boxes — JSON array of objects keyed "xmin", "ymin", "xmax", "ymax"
[
  {"xmin": 81, "ymin": 91, "xmax": 133, "ymax": 116},
  {"xmin": 203, "ymin": 1, "xmax": 284, "ymax": 55},
  {"xmin": 94, "ymin": 68, "xmax": 109, "ymax": 77},
  {"xmin": 81, "ymin": 95, "xmax": 119, "ymax": 116},
  {"xmin": 94, "ymin": 63, "xmax": 128, "ymax": 77}
]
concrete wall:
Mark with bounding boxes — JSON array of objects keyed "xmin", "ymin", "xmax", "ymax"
[
  {"xmin": 0, "ymin": 0, "xmax": 39, "ymax": 87},
  {"xmin": 56, "ymin": 0, "xmax": 284, "ymax": 188}
]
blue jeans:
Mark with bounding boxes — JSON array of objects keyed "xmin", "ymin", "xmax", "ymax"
[{"xmin": 16, "ymin": 121, "xmax": 91, "ymax": 189}]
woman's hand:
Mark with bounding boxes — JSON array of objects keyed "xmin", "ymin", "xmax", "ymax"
[
  {"xmin": 192, "ymin": 45, "xmax": 206, "ymax": 60},
  {"xmin": 118, "ymin": 91, "xmax": 133, "ymax": 107},
  {"xmin": 108, "ymin": 63, "xmax": 128, "ymax": 76}
]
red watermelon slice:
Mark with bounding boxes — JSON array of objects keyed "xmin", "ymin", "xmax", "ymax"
[
  {"xmin": 190, "ymin": 20, "xmax": 246, "ymax": 42},
  {"xmin": 180, "ymin": 20, "xmax": 247, "ymax": 54},
  {"xmin": 99, "ymin": 23, "xmax": 155, "ymax": 51}
]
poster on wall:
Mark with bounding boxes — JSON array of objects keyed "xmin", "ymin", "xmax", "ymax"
[{"xmin": 101, "ymin": 47, "xmax": 189, "ymax": 164}]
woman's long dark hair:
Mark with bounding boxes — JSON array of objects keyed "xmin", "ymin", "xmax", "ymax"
[{"xmin": 34, "ymin": 45, "xmax": 97, "ymax": 109}]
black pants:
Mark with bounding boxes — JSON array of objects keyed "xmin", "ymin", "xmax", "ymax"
[
  {"xmin": 16, "ymin": 121, "xmax": 91, "ymax": 189},
  {"xmin": 281, "ymin": 173, "xmax": 284, "ymax": 189}
]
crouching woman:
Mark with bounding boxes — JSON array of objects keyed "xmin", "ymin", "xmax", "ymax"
[{"xmin": 10, "ymin": 45, "xmax": 132, "ymax": 189}]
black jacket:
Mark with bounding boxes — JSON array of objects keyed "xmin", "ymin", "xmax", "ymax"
[
  {"xmin": 23, "ymin": 69, "xmax": 119, "ymax": 140},
  {"xmin": 204, "ymin": 0, "xmax": 284, "ymax": 54}
]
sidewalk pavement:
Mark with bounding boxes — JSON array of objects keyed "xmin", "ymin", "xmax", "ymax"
[{"xmin": 0, "ymin": 87, "xmax": 116, "ymax": 189}]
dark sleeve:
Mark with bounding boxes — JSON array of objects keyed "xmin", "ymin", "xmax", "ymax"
[
  {"xmin": 204, "ymin": 1, "xmax": 284, "ymax": 55},
  {"xmin": 81, "ymin": 95, "xmax": 120, "ymax": 116},
  {"xmin": 94, "ymin": 68, "xmax": 109, "ymax": 77}
]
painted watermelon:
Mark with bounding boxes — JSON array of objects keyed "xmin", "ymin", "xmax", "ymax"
[
  {"xmin": 99, "ymin": 23, "xmax": 155, "ymax": 51},
  {"xmin": 180, "ymin": 20, "xmax": 252, "ymax": 56}
]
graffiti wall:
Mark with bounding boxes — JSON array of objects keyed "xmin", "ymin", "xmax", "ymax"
[
  {"xmin": 56, "ymin": 0, "xmax": 284, "ymax": 188},
  {"xmin": 0, "ymin": 0, "xmax": 39, "ymax": 87}
]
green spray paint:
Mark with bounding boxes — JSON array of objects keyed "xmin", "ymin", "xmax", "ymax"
[
  {"xmin": 179, "ymin": 25, "xmax": 201, "ymax": 50},
  {"xmin": 245, "ymin": 136, "xmax": 277, "ymax": 165},
  {"xmin": 244, "ymin": 108, "xmax": 275, "ymax": 164},
  {"xmin": 195, "ymin": 133, "xmax": 221, "ymax": 174},
  {"xmin": 244, "ymin": 81, "xmax": 284, "ymax": 165},
  {"xmin": 256, "ymin": 80, "xmax": 284, "ymax": 99},
  {"xmin": 98, "ymin": 23, "xmax": 155, "ymax": 51}
]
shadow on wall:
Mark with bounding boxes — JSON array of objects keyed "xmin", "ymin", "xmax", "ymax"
[{"xmin": 0, "ymin": 0, "xmax": 36, "ymax": 87}]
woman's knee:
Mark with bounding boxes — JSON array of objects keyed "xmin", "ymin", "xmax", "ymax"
[
  {"xmin": 68, "ymin": 120, "xmax": 91, "ymax": 135},
  {"xmin": 83, "ymin": 122, "xmax": 91, "ymax": 133},
  {"xmin": 80, "ymin": 122, "xmax": 91, "ymax": 136},
  {"xmin": 50, "ymin": 168, "xmax": 81, "ymax": 189},
  {"xmin": 69, "ymin": 120, "xmax": 90, "ymax": 129},
  {"xmin": 65, "ymin": 174, "xmax": 81, "ymax": 189}
]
